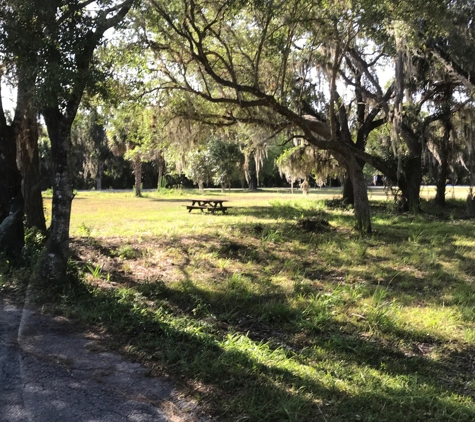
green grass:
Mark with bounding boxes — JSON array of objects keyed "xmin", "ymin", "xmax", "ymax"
[{"xmin": 19, "ymin": 188, "xmax": 475, "ymax": 420}]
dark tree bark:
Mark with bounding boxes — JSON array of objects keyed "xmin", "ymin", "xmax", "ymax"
[
  {"xmin": 0, "ymin": 82, "xmax": 24, "ymax": 256},
  {"xmin": 0, "ymin": 128, "xmax": 21, "ymax": 224},
  {"xmin": 435, "ymin": 148, "xmax": 449, "ymax": 207},
  {"xmin": 96, "ymin": 161, "xmax": 103, "ymax": 190},
  {"xmin": 16, "ymin": 86, "xmax": 46, "ymax": 232},
  {"xmin": 134, "ymin": 155, "xmax": 142, "ymax": 197},
  {"xmin": 34, "ymin": 109, "xmax": 75, "ymax": 281},
  {"xmin": 347, "ymin": 156, "xmax": 372, "ymax": 234},
  {"xmin": 435, "ymin": 112, "xmax": 453, "ymax": 207},
  {"xmin": 336, "ymin": 67, "xmax": 389, "ymax": 207},
  {"xmin": 246, "ymin": 151, "xmax": 258, "ymax": 191},
  {"xmin": 398, "ymin": 155, "xmax": 423, "ymax": 212},
  {"xmin": 0, "ymin": 194, "xmax": 24, "ymax": 261},
  {"xmin": 157, "ymin": 151, "xmax": 165, "ymax": 189},
  {"xmin": 342, "ymin": 176, "xmax": 354, "ymax": 205}
]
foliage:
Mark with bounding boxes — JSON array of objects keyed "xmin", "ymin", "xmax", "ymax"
[
  {"xmin": 183, "ymin": 149, "xmax": 213, "ymax": 191},
  {"xmin": 71, "ymin": 107, "xmax": 109, "ymax": 188},
  {"xmin": 276, "ymin": 143, "xmax": 338, "ymax": 193},
  {"xmin": 207, "ymin": 138, "xmax": 244, "ymax": 189}
]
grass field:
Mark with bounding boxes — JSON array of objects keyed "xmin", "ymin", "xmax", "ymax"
[{"xmin": 31, "ymin": 187, "xmax": 475, "ymax": 420}]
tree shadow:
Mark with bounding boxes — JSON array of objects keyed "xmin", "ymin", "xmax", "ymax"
[
  {"xmin": 61, "ymin": 204, "xmax": 475, "ymax": 421},
  {"xmin": 55, "ymin": 276, "xmax": 475, "ymax": 422}
]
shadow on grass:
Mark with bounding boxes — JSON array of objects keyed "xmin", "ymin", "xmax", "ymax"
[
  {"xmin": 46, "ymin": 275, "xmax": 475, "ymax": 422},
  {"xmin": 59, "ymin": 201, "xmax": 475, "ymax": 421},
  {"xmin": 147, "ymin": 198, "xmax": 196, "ymax": 203}
]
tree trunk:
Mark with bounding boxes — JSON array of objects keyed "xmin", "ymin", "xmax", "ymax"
[
  {"xmin": 34, "ymin": 110, "xmax": 74, "ymax": 282},
  {"xmin": 435, "ymin": 116, "xmax": 451, "ymax": 207},
  {"xmin": 0, "ymin": 83, "xmax": 24, "ymax": 256},
  {"xmin": 399, "ymin": 155, "xmax": 422, "ymax": 212},
  {"xmin": 435, "ymin": 156, "xmax": 448, "ymax": 207},
  {"xmin": 301, "ymin": 178, "xmax": 309, "ymax": 196},
  {"xmin": 198, "ymin": 180, "xmax": 204, "ymax": 193},
  {"xmin": 343, "ymin": 156, "xmax": 367, "ymax": 206},
  {"xmin": 342, "ymin": 175, "xmax": 354, "ymax": 205},
  {"xmin": 96, "ymin": 161, "xmax": 103, "ymax": 190},
  {"xmin": 0, "ymin": 81, "xmax": 22, "ymax": 227},
  {"xmin": 0, "ymin": 193, "xmax": 24, "ymax": 261},
  {"xmin": 0, "ymin": 128, "xmax": 24, "ymax": 258},
  {"xmin": 17, "ymin": 98, "xmax": 46, "ymax": 232},
  {"xmin": 134, "ymin": 155, "xmax": 142, "ymax": 197},
  {"xmin": 247, "ymin": 153, "xmax": 258, "ymax": 191},
  {"xmin": 157, "ymin": 151, "xmax": 165, "ymax": 190},
  {"xmin": 0, "ymin": 128, "xmax": 21, "ymax": 224},
  {"xmin": 347, "ymin": 157, "xmax": 372, "ymax": 234}
]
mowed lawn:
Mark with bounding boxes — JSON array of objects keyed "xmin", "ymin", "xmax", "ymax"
[
  {"xmin": 46, "ymin": 186, "xmax": 471, "ymax": 237},
  {"xmin": 41, "ymin": 187, "xmax": 475, "ymax": 422}
]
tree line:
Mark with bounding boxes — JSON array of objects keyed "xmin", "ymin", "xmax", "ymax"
[{"xmin": 0, "ymin": 0, "xmax": 474, "ymax": 284}]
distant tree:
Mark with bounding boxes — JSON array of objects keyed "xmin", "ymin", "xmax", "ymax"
[
  {"xmin": 72, "ymin": 108, "xmax": 108, "ymax": 190},
  {"xmin": 183, "ymin": 149, "xmax": 213, "ymax": 193},
  {"xmin": 277, "ymin": 144, "xmax": 338, "ymax": 195},
  {"xmin": 207, "ymin": 138, "xmax": 243, "ymax": 192},
  {"xmin": 107, "ymin": 104, "xmax": 156, "ymax": 197}
]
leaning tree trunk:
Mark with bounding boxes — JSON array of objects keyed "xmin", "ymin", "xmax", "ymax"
[
  {"xmin": 34, "ymin": 110, "xmax": 74, "ymax": 283},
  {"xmin": 347, "ymin": 156, "xmax": 372, "ymax": 234},
  {"xmin": 133, "ymin": 155, "xmax": 142, "ymax": 197},
  {"xmin": 17, "ymin": 97, "xmax": 46, "ymax": 232}
]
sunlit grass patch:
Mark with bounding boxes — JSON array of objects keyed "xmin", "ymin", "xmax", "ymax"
[{"xmin": 24, "ymin": 189, "xmax": 475, "ymax": 421}]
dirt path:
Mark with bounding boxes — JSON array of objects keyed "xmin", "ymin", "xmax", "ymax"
[{"xmin": 0, "ymin": 296, "xmax": 209, "ymax": 422}]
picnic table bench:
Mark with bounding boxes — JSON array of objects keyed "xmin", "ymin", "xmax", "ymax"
[{"xmin": 186, "ymin": 199, "xmax": 231, "ymax": 214}]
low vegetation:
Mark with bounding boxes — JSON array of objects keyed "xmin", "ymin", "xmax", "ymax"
[{"xmin": 3, "ymin": 188, "xmax": 475, "ymax": 422}]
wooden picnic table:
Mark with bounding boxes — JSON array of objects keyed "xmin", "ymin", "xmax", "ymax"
[{"xmin": 186, "ymin": 199, "xmax": 230, "ymax": 214}]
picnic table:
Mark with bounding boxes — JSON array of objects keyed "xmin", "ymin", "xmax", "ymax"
[{"xmin": 186, "ymin": 199, "xmax": 230, "ymax": 214}]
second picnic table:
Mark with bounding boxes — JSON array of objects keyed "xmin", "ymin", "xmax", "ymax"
[{"xmin": 186, "ymin": 199, "xmax": 230, "ymax": 214}]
